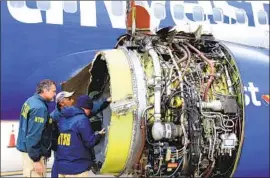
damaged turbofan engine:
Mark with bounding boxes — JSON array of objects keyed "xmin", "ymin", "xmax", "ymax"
[{"xmin": 62, "ymin": 27, "xmax": 245, "ymax": 178}]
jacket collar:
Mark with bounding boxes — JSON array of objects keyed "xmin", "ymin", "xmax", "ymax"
[{"xmin": 34, "ymin": 94, "xmax": 48, "ymax": 107}]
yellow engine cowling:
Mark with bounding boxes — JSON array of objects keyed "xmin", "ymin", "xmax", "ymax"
[{"xmin": 62, "ymin": 49, "xmax": 147, "ymax": 176}]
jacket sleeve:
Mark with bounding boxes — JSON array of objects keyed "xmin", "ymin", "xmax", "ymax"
[
  {"xmin": 76, "ymin": 118, "xmax": 102, "ymax": 148},
  {"xmin": 50, "ymin": 109, "xmax": 60, "ymax": 122},
  {"xmin": 49, "ymin": 110, "xmax": 59, "ymax": 151},
  {"xmin": 90, "ymin": 99, "xmax": 110, "ymax": 117},
  {"xmin": 50, "ymin": 111, "xmax": 56, "ymax": 120},
  {"xmin": 26, "ymin": 107, "xmax": 48, "ymax": 162}
]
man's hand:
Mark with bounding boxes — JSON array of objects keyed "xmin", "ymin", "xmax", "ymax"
[
  {"xmin": 107, "ymin": 97, "xmax": 112, "ymax": 103},
  {"xmin": 33, "ymin": 161, "xmax": 45, "ymax": 176},
  {"xmin": 98, "ymin": 128, "xmax": 106, "ymax": 135}
]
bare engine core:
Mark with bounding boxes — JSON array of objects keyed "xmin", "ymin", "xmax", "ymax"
[{"xmin": 112, "ymin": 28, "xmax": 245, "ymax": 178}]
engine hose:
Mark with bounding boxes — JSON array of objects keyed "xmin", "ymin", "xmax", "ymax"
[
  {"xmin": 133, "ymin": 106, "xmax": 154, "ymax": 171},
  {"xmin": 144, "ymin": 106, "xmax": 155, "ymax": 145},
  {"xmin": 172, "ymin": 43, "xmax": 188, "ymax": 64},
  {"xmin": 181, "ymin": 44, "xmax": 192, "ymax": 79},
  {"xmin": 204, "ymin": 160, "xmax": 215, "ymax": 178},
  {"xmin": 185, "ymin": 42, "xmax": 215, "ymax": 101}
]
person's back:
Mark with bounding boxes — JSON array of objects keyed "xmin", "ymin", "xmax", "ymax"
[
  {"xmin": 50, "ymin": 92, "xmax": 111, "ymax": 178},
  {"xmin": 17, "ymin": 94, "xmax": 51, "ymax": 156},
  {"xmin": 56, "ymin": 106, "xmax": 101, "ymax": 175},
  {"xmin": 50, "ymin": 91, "xmax": 75, "ymax": 178}
]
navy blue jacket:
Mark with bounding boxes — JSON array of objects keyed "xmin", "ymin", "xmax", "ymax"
[
  {"xmin": 55, "ymin": 106, "xmax": 103, "ymax": 175},
  {"xmin": 16, "ymin": 94, "xmax": 54, "ymax": 162},
  {"xmin": 50, "ymin": 99, "xmax": 109, "ymax": 177}
]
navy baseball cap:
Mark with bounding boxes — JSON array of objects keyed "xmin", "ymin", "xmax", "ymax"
[{"xmin": 75, "ymin": 95, "xmax": 93, "ymax": 110}]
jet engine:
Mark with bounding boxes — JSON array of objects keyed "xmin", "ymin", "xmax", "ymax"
[{"xmin": 61, "ymin": 27, "xmax": 245, "ymax": 178}]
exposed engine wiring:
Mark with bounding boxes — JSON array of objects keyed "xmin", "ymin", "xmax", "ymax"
[{"xmin": 113, "ymin": 27, "xmax": 244, "ymax": 178}]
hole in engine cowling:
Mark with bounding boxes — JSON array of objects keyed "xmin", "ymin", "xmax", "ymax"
[{"xmin": 87, "ymin": 54, "xmax": 112, "ymax": 168}]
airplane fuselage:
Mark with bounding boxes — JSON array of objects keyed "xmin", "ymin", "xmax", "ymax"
[{"xmin": 1, "ymin": 1, "xmax": 269, "ymax": 177}]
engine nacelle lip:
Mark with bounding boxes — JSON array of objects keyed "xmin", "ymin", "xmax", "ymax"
[{"xmin": 218, "ymin": 41, "xmax": 246, "ymax": 177}]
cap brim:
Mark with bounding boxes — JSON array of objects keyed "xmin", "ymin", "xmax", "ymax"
[{"xmin": 64, "ymin": 91, "xmax": 75, "ymax": 97}]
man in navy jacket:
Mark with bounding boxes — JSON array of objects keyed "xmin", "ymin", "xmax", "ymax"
[
  {"xmin": 55, "ymin": 95, "xmax": 110, "ymax": 177},
  {"xmin": 50, "ymin": 91, "xmax": 75, "ymax": 178},
  {"xmin": 50, "ymin": 92, "xmax": 110, "ymax": 177},
  {"xmin": 16, "ymin": 79, "xmax": 57, "ymax": 177}
]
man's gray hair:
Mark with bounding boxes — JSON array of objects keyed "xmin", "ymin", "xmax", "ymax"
[{"xmin": 36, "ymin": 79, "xmax": 56, "ymax": 94}]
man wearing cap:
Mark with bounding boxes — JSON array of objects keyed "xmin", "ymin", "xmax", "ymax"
[
  {"xmin": 51, "ymin": 91, "xmax": 75, "ymax": 124},
  {"xmin": 50, "ymin": 91, "xmax": 75, "ymax": 178},
  {"xmin": 50, "ymin": 91, "xmax": 111, "ymax": 178},
  {"xmin": 51, "ymin": 94, "xmax": 111, "ymax": 177},
  {"xmin": 51, "ymin": 91, "xmax": 111, "ymax": 123}
]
